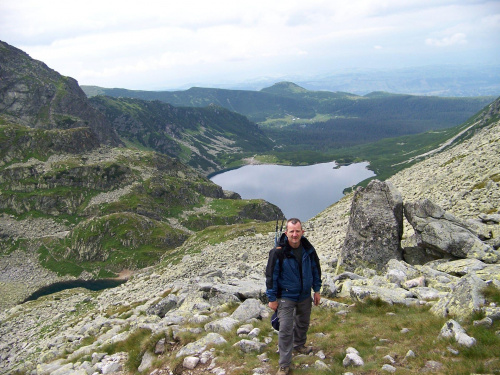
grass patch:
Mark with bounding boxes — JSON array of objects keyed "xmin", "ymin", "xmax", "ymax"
[
  {"xmin": 104, "ymin": 300, "xmax": 146, "ymax": 318},
  {"xmin": 482, "ymin": 284, "xmax": 500, "ymax": 305},
  {"xmin": 180, "ymin": 297, "xmax": 499, "ymax": 375},
  {"xmin": 100, "ymin": 328, "xmax": 157, "ymax": 372}
]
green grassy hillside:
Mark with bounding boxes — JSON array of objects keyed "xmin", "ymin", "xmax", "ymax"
[
  {"xmin": 90, "ymin": 96, "xmax": 273, "ymax": 174},
  {"xmin": 0, "ymin": 122, "xmax": 282, "ymax": 279},
  {"xmin": 82, "ymin": 82, "xmax": 493, "ymax": 138}
]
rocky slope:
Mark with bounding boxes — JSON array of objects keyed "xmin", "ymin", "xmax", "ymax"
[
  {"xmin": 0, "ymin": 99, "xmax": 498, "ymax": 374},
  {"xmin": 0, "ymin": 126, "xmax": 282, "ymax": 311},
  {"xmin": 0, "ymin": 40, "xmax": 284, "ymax": 312},
  {"xmin": 307, "ymin": 97, "xmax": 500, "ymax": 256}
]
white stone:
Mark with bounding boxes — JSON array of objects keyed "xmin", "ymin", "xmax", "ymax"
[
  {"xmin": 381, "ymin": 364, "xmax": 397, "ymax": 373},
  {"xmin": 343, "ymin": 352, "xmax": 364, "ymax": 367},
  {"xmin": 183, "ymin": 356, "xmax": 200, "ymax": 370}
]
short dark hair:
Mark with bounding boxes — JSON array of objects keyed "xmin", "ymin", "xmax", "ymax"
[{"xmin": 286, "ymin": 218, "xmax": 302, "ymax": 230}]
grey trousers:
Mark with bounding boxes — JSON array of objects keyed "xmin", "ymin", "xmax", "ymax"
[{"xmin": 277, "ymin": 296, "xmax": 312, "ymax": 367}]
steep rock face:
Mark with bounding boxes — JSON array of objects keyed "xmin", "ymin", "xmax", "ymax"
[
  {"xmin": 0, "ymin": 41, "xmax": 121, "ymax": 146},
  {"xmin": 338, "ymin": 180, "xmax": 403, "ymax": 272}
]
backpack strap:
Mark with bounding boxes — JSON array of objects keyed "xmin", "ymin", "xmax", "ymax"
[
  {"xmin": 275, "ymin": 246, "xmax": 285, "ymax": 276},
  {"xmin": 309, "ymin": 249, "xmax": 322, "ymax": 279}
]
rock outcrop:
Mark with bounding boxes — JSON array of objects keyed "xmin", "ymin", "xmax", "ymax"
[
  {"xmin": 338, "ymin": 178, "xmax": 499, "ymax": 275},
  {"xmin": 338, "ymin": 180, "xmax": 403, "ymax": 272},
  {"xmin": 0, "ymin": 41, "xmax": 121, "ymax": 146},
  {"xmin": 404, "ymin": 199, "xmax": 500, "ymax": 263}
]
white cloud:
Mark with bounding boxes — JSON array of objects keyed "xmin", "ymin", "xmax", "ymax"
[
  {"xmin": 1, "ymin": 0, "xmax": 499, "ymax": 89},
  {"xmin": 425, "ymin": 33, "xmax": 468, "ymax": 47}
]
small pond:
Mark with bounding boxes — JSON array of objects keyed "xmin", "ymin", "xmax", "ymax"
[{"xmin": 23, "ymin": 279, "xmax": 127, "ymax": 302}]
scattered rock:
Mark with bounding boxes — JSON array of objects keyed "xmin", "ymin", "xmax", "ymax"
[
  {"xmin": 233, "ymin": 339, "xmax": 266, "ymax": 353},
  {"xmin": 138, "ymin": 351, "xmax": 154, "ymax": 372},
  {"xmin": 430, "ymin": 273, "xmax": 487, "ymax": 321},
  {"xmin": 176, "ymin": 333, "xmax": 227, "ymax": 358},
  {"xmin": 183, "ymin": 356, "xmax": 200, "ymax": 370},
  {"xmin": 343, "ymin": 347, "xmax": 364, "ymax": 367},
  {"xmin": 381, "ymin": 364, "xmax": 397, "ymax": 373},
  {"xmin": 438, "ymin": 319, "xmax": 476, "ymax": 347}
]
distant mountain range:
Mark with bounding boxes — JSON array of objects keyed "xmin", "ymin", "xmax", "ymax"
[
  {"xmin": 282, "ymin": 65, "xmax": 500, "ymax": 97},
  {"xmin": 82, "ymin": 82, "xmax": 495, "ymax": 156},
  {"xmin": 132, "ymin": 64, "xmax": 500, "ymax": 97},
  {"xmin": 82, "ymin": 81, "xmax": 494, "ymax": 124}
]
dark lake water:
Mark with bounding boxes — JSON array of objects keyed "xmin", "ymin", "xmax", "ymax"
[
  {"xmin": 210, "ymin": 161, "xmax": 375, "ymax": 221},
  {"xmin": 23, "ymin": 279, "xmax": 126, "ymax": 302}
]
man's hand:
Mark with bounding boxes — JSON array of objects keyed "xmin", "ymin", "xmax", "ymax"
[
  {"xmin": 268, "ymin": 301, "xmax": 278, "ymax": 311},
  {"xmin": 313, "ymin": 292, "xmax": 321, "ymax": 306}
]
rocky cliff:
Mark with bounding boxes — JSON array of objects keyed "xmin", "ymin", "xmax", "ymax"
[{"xmin": 0, "ymin": 41, "xmax": 121, "ymax": 146}]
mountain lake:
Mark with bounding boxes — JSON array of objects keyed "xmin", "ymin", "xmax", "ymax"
[
  {"xmin": 210, "ymin": 161, "xmax": 375, "ymax": 221},
  {"xmin": 23, "ymin": 279, "xmax": 127, "ymax": 302}
]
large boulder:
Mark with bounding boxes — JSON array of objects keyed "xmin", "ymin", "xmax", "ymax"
[
  {"xmin": 429, "ymin": 273, "xmax": 487, "ymax": 321},
  {"xmin": 230, "ymin": 298, "xmax": 266, "ymax": 322},
  {"xmin": 404, "ymin": 199, "xmax": 500, "ymax": 264},
  {"xmin": 338, "ymin": 180, "xmax": 404, "ymax": 272}
]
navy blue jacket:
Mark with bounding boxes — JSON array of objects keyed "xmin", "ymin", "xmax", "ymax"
[{"xmin": 266, "ymin": 234, "xmax": 322, "ymax": 302}]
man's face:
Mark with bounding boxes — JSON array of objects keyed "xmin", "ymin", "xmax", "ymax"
[{"xmin": 286, "ymin": 221, "xmax": 304, "ymax": 248}]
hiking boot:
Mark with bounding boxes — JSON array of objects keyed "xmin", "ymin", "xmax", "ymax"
[
  {"xmin": 276, "ymin": 366, "xmax": 290, "ymax": 375},
  {"xmin": 294, "ymin": 345, "xmax": 313, "ymax": 355}
]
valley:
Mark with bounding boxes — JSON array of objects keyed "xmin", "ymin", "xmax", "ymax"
[{"xmin": 0, "ymin": 39, "xmax": 499, "ymax": 375}]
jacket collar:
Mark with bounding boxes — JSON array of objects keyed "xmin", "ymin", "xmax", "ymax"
[{"xmin": 278, "ymin": 233, "xmax": 314, "ymax": 252}]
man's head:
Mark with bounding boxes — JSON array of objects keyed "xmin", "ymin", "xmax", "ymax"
[{"xmin": 285, "ymin": 218, "xmax": 304, "ymax": 248}]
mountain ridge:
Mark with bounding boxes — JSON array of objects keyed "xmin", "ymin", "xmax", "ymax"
[
  {"xmin": 0, "ymin": 41, "xmax": 121, "ymax": 146},
  {"xmin": 81, "ymin": 82, "xmax": 493, "ymax": 127},
  {"xmin": 89, "ymin": 96, "xmax": 273, "ymax": 175}
]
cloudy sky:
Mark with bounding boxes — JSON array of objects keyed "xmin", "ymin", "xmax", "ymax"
[{"xmin": 1, "ymin": 0, "xmax": 499, "ymax": 90}]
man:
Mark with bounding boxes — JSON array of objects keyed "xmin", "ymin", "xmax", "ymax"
[{"xmin": 266, "ymin": 218, "xmax": 322, "ymax": 375}]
